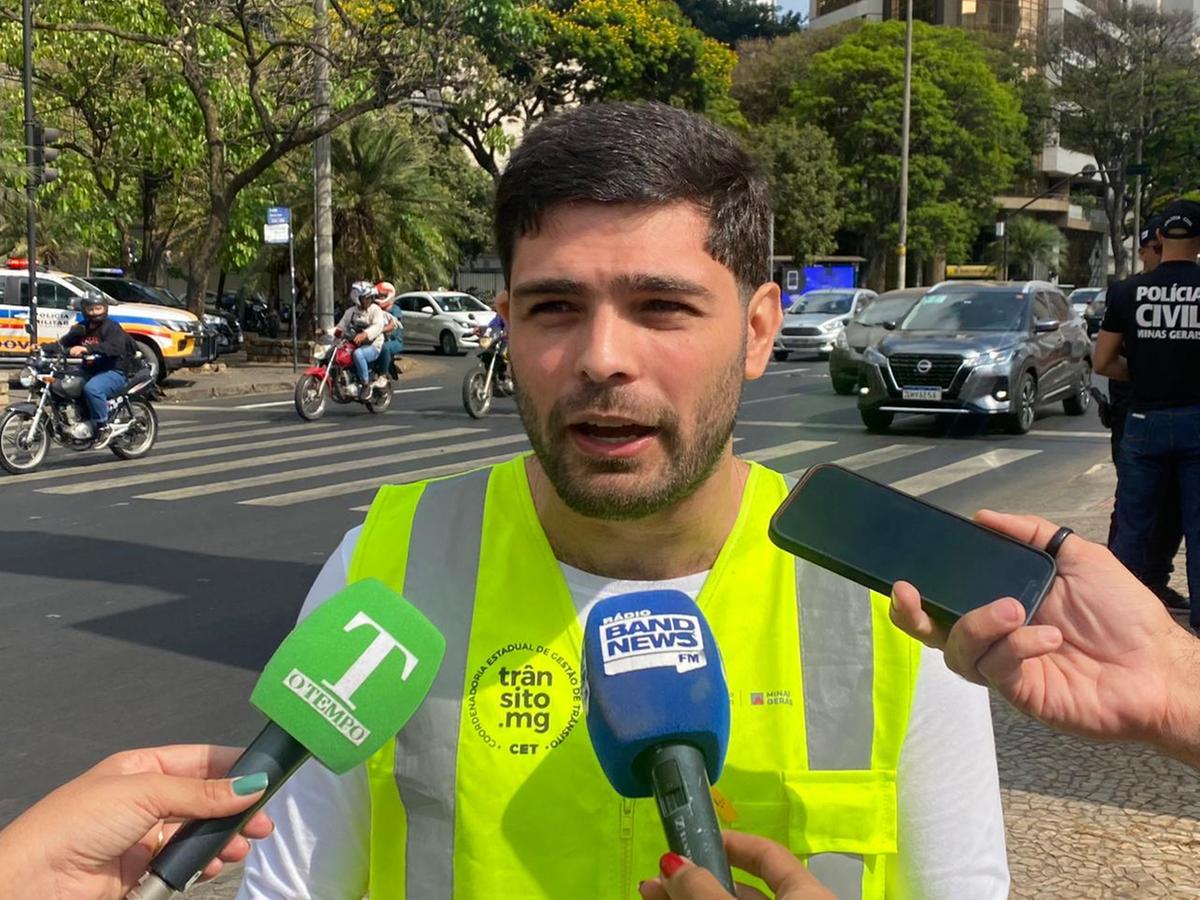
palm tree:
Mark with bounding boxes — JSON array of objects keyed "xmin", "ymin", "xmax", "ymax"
[{"xmin": 991, "ymin": 215, "xmax": 1064, "ymax": 280}]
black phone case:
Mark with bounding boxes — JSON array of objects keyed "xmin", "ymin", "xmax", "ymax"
[{"xmin": 767, "ymin": 463, "xmax": 1056, "ymax": 626}]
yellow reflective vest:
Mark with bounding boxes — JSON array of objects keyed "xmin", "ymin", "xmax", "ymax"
[{"xmin": 347, "ymin": 455, "xmax": 922, "ymax": 899}]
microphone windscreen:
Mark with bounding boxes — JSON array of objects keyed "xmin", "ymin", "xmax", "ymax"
[
  {"xmin": 583, "ymin": 590, "xmax": 730, "ymax": 798},
  {"xmin": 251, "ymin": 577, "xmax": 446, "ymax": 774}
]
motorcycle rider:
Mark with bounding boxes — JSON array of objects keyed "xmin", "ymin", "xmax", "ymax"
[
  {"xmin": 373, "ymin": 281, "xmax": 404, "ymax": 380},
  {"xmin": 56, "ymin": 293, "xmax": 136, "ymax": 449},
  {"xmin": 333, "ymin": 281, "xmax": 389, "ymax": 396}
]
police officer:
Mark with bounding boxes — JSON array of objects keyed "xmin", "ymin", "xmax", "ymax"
[
  {"xmin": 1096, "ymin": 198, "xmax": 1200, "ymax": 633},
  {"xmin": 1103, "ymin": 215, "xmax": 1186, "ymax": 611}
]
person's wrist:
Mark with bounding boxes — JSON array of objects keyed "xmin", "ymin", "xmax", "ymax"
[{"xmin": 1155, "ymin": 629, "xmax": 1200, "ymax": 766}]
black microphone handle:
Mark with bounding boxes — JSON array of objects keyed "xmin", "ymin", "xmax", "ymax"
[
  {"xmin": 644, "ymin": 743, "xmax": 736, "ymax": 894},
  {"xmin": 149, "ymin": 722, "xmax": 310, "ymax": 892}
]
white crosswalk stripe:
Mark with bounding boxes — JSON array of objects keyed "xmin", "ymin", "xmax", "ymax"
[
  {"xmin": 38, "ymin": 427, "xmax": 482, "ymax": 495},
  {"xmin": 157, "ymin": 423, "xmax": 328, "ymax": 450},
  {"xmin": 137, "ymin": 433, "xmax": 529, "ymax": 501},
  {"xmin": 889, "ymin": 449, "xmax": 1041, "ymax": 496},
  {"xmin": 741, "ymin": 439, "xmax": 834, "ymax": 462},
  {"xmin": 3, "ymin": 422, "xmax": 346, "ymax": 485},
  {"xmin": 787, "ymin": 444, "xmax": 931, "ymax": 478},
  {"xmin": 233, "ymin": 385, "xmax": 443, "ymax": 410},
  {"xmin": 248, "ymin": 451, "xmax": 524, "ymax": 508}
]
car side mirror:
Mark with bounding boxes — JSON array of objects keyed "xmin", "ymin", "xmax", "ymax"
[
  {"xmin": 882, "ymin": 321, "xmax": 897, "ymax": 331},
  {"xmin": 1034, "ymin": 318, "xmax": 1060, "ymax": 333},
  {"xmin": 421, "ymin": 306, "xmax": 434, "ymax": 315}
]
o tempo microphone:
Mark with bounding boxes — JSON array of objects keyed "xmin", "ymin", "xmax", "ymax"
[
  {"xmin": 128, "ymin": 578, "xmax": 445, "ymax": 899},
  {"xmin": 583, "ymin": 590, "xmax": 735, "ymax": 893}
]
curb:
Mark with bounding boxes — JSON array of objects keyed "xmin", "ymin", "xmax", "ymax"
[{"xmin": 161, "ymin": 379, "xmax": 297, "ymax": 402}]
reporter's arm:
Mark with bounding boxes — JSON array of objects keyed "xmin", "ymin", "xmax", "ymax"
[
  {"xmin": 889, "ymin": 510, "xmax": 1200, "ymax": 768},
  {"xmin": 0, "ymin": 744, "xmax": 272, "ymax": 900}
]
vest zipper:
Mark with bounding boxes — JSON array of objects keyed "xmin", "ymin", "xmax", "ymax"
[{"xmin": 618, "ymin": 797, "xmax": 636, "ymax": 896}]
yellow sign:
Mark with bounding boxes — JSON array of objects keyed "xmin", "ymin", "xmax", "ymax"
[{"xmin": 946, "ymin": 264, "xmax": 999, "ymax": 278}]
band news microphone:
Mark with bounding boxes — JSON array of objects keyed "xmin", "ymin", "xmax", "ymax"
[
  {"xmin": 583, "ymin": 590, "xmax": 735, "ymax": 893},
  {"xmin": 128, "ymin": 578, "xmax": 445, "ymax": 899}
]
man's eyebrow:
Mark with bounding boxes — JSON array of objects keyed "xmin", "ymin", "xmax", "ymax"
[
  {"xmin": 613, "ymin": 273, "xmax": 715, "ymax": 298},
  {"xmin": 510, "ymin": 278, "xmax": 589, "ymax": 299}
]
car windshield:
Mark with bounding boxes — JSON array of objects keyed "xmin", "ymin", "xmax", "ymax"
[
  {"xmin": 134, "ymin": 283, "xmax": 187, "ymax": 308},
  {"xmin": 1068, "ymin": 288, "xmax": 1100, "ymax": 303},
  {"xmin": 901, "ymin": 290, "xmax": 1028, "ymax": 332},
  {"xmin": 64, "ymin": 275, "xmax": 116, "ymax": 302},
  {"xmin": 436, "ymin": 294, "xmax": 489, "ymax": 313},
  {"xmin": 856, "ymin": 295, "xmax": 918, "ymax": 325},
  {"xmin": 798, "ymin": 291, "xmax": 855, "ymax": 315}
]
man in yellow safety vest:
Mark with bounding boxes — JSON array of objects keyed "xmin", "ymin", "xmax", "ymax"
[{"xmin": 237, "ymin": 101, "xmax": 1008, "ymax": 900}]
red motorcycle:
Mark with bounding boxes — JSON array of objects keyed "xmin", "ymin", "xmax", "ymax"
[{"xmin": 293, "ymin": 336, "xmax": 392, "ymax": 421}]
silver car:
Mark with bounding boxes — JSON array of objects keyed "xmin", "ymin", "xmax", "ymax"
[
  {"xmin": 773, "ymin": 288, "xmax": 877, "ymax": 361},
  {"xmin": 395, "ymin": 291, "xmax": 491, "ymax": 356}
]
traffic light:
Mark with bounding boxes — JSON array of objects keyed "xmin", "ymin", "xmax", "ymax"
[{"xmin": 30, "ymin": 123, "xmax": 61, "ymax": 187}]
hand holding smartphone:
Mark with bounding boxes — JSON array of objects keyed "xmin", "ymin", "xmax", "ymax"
[{"xmin": 768, "ymin": 464, "xmax": 1056, "ymax": 625}]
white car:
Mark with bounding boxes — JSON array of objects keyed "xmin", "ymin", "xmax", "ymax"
[
  {"xmin": 394, "ymin": 291, "xmax": 491, "ymax": 356},
  {"xmin": 774, "ymin": 288, "xmax": 877, "ymax": 361}
]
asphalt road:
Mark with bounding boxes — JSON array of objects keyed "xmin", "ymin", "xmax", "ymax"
[{"xmin": 0, "ymin": 349, "xmax": 1113, "ymax": 825}]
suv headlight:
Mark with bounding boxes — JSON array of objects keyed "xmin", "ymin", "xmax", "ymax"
[
  {"xmin": 203, "ymin": 313, "xmax": 222, "ymax": 326},
  {"xmin": 158, "ymin": 319, "xmax": 190, "ymax": 333},
  {"xmin": 972, "ymin": 347, "xmax": 1017, "ymax": 366},
  {"xmin": 820, "ymin": 318, "xmax": 842, "ymax": 333},
  {"xmin": 863, "ymin": 347, "xmax": 887, "ymax": 366}
]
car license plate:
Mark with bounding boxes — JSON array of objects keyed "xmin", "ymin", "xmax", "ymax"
[{"xmin": 902, "ymin": 387, "xmax": 942, "ymax": 401}]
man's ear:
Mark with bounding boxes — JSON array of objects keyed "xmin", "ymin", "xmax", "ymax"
[
  {"xmin": 496, "ymin": 291, "xmax": 511, "ymax": 324},
  {"xmin": 744, "ymin": 281, "xmax": 782, "ymax": 380}
]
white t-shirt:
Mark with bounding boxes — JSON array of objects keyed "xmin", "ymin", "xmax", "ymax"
[{"xmin": 237, "ymin": 527, "xmax": 1009, "ymax": 899}]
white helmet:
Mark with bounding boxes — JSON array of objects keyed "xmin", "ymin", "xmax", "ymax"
[{"xmin": 349, "ymin": 280, "xmax": 378, "ymax": 304}]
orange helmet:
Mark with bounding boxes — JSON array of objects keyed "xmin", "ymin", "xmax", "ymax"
[{"xmin": 374, "ymin": 281, "xmax": 396, "ymax": 299}]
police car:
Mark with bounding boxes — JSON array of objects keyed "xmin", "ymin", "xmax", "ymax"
[{"xmin": 0, "ymin": 261, "xmax": 215, "ymax": 381}]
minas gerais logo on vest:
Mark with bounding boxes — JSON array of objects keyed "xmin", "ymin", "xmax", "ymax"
[
  {"xmin": 598, "ymin": 609, "xmax": 707, "ymax": 676},
  {"xmin": 284, "ymin": 611, "xmax": 419, "ymax": 747}
]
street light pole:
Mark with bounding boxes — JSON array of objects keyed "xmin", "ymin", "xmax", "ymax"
[
  {"xmin": 21, "ymin": 0, "xmax": 39, "ymax": 346},
  {"xmin": 312, "ymin": 0, "xmax": 334, "ymax": 334},
  {"xmin": 896, "ymin": 0, "xmax": 913, "ymax": 290}
]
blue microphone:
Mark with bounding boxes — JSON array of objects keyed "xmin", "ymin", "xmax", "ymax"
[{"xmin": 583, "ymin": 590, "xmax": 735, "ymax": 892}]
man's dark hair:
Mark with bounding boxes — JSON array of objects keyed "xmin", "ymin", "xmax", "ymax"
[{"xmin": 494, "ymin": 102, "xmax": 771, "ymax": 297}]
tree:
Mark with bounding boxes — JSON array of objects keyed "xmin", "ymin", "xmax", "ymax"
[
  {"xmin": 3, "ymin": 0, "xmax": 480, "ymax": 311},
  {"xmin": 444, "ymin": 0, "xmax": 741, "ymax": 178},
  {"xmin": 1043, "ymin": 0, "xmax": 1200, "ymax": 277},
  {"xmin": 672, "ymin": 0, "xmax": 802, "ymax": 47},
  {"xmin": 789, "ymin": 22, "xmax": 1026, "ymax": 287},
  {"xmin": 749, "ymin": 120, "xmax": 841, "ymax": 264},
  {"xmin": 991, "ymin": 214, "xmax": 1062, "ymax": 280}
]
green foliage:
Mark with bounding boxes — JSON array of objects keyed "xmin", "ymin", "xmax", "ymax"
[
  {"xmin": 990, "ymin": 214, "xmax": 1062, "ymax": 279},
  {"xmin": 672, "ymin": 0, "xmax": 802, "ymax": 48},
  {"xmin": 788, "ymin": 22, "xmax": 1026, "ymax": 280},
  {"xmin": 749, "ymin": 120, "xmax": 841, "ymax": 264}
]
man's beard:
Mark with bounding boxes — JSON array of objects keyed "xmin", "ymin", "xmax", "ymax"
[{"xmin": 514, "ymin": 352, "xmax": 745, "ymax": 521}]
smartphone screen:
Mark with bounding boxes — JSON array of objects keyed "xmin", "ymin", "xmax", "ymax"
[{"xmin": 768, "ymin": 464, "xmax": 1055, "ymax": 624}]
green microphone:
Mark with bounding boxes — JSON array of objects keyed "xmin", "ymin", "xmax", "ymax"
[{"xmin": 127, "ymin": 578, "xmax": 446, "ymax": 899}]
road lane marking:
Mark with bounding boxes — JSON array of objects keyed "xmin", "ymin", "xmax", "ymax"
[
  {"xmin": 157, "ymin": 423, "xmax": 344, "ymax": 450},
  {"xmin": 137, "ymin": 433, "xmax": 527, "ymax": 501},
  {"xmin": 889, "ymin": 449, "xmax": 1041, "ymax": 496},
  {"xmin": 786, "ymin": 444, "xmax": 931, "ymax": 478},
  {"xmin": 1, "ymin": 423, "xmax": 351, "ymax": 486},
  {"xmin": 245, "ymin": 451, "xmax": 527, "ymax": 508},
  {"xmin": 37, "ymin": 427, "xmax": 482, "ymax": 495},
  {"xmin": 233, "ymin": 385, "xmax": 443, "ymax": 410},
  {"xmin": 759, "ymin": 369, "xmax": 810, "ymax": 377},
  {"xmin": 740, "ymin": 439, "xmax": 835, "ymax": 463}
]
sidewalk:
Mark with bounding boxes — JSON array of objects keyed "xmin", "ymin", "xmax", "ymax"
[{"xmin": 157, "ymin": 352, "xmax": 449, "ymax": 402}]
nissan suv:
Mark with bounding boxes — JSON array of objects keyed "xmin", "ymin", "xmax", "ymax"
[{"xmin": 857, "ymin": 281, "xmax": 1093, "ymax": 434}]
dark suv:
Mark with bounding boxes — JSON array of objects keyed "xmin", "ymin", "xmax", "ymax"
[
  {"xmin": 857, "ymin": 281, "xmax": 1092, "ymax": 434},
  {"xmin": 85, "ymin": 275, "xmax": 242, "ymax": 354}
]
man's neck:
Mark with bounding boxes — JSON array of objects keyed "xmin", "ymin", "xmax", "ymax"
[{"xmin": 525, "ymin": 451, "xmax": 750, "ymax": 581}]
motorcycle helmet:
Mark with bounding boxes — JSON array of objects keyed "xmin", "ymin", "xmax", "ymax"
[
  {"xmin": 81, "ymin": 292, "xmax": 109, "ymax": 325},
  {"xmin": 349, "ymin": 280, "xmax": 378, "ymax": 306}
]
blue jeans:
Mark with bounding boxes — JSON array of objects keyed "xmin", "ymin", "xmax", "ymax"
[
  {"xmin": 83, "ymin": 369, "xmax": 127, "ymax": 426},
  {"xmin": 376, "ymin": 337, "xmax": 403, "ymax": 376},
  {"xmin": 1112, "ymin": 404, "xmax": 1200, "ymax": 625},
  {"xmin": 352, "ymin": 345, "xmax": 380, "ymax": 384}
]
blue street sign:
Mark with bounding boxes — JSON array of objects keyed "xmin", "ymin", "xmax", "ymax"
[{"xmin": 267, "ymin": 206, "xmax": 291, "ymax": 226}]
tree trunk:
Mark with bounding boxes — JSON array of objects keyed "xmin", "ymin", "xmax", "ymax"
[
  {"xmin": 185, "ymin": 197, "xmax": 229, "ymax": 316},
  {"xmin": 134, "ymin": 170, "xmax": 162, "ymax": 283},
  {"xmin": 1106, "ymin": 179, "xmax": 1128, "ymax": 280}
]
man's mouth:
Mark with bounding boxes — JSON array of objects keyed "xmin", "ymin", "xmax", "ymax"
[{"xmin": 569, "ymin": 417, "xmax": 657, "ymax": 442}]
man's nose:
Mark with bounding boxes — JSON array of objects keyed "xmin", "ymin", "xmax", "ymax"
[{"xmin": 575, "ymin": 306, "xmax": 638, "ymax": 384}]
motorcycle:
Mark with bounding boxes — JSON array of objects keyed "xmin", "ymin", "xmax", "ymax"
[
  {"xmin": 294, "ymin": 336, "xmax": 392, "ymax": 421},
  {"xmin": 0, "ymin": 350, "xmax": 159, "ymax": 474},
  {"xmin": 462, "ymin": 323, "xmax": 514, "ymax": 419}
]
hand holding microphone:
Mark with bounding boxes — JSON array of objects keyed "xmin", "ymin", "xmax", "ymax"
[
  {"xmin": 584, "ymin": 590, "xmax": 736, "ymax": 893},
  {"xmin": 0, "ymin": 744, "xmax": 272, "ymax": 900}
]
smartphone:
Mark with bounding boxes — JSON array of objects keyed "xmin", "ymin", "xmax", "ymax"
[{"xmin": 768, "ymin": 464, "xmax": 1056, "ymax": 625}]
